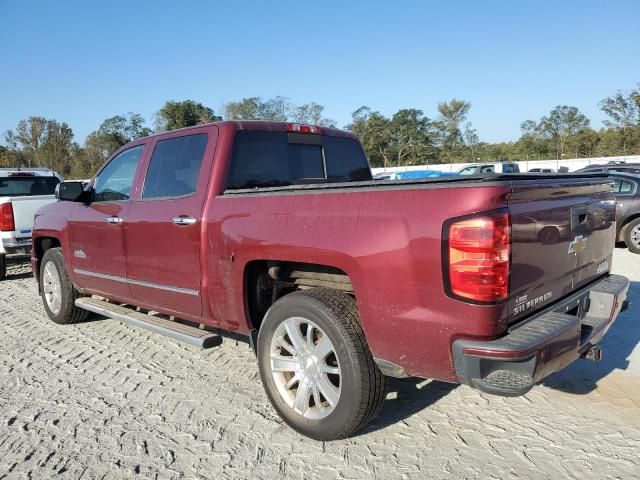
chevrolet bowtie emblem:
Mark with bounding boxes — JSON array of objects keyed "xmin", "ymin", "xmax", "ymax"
[{"xmin": 568, "ymin": 235, "xmax": 587, "ymax": 254}]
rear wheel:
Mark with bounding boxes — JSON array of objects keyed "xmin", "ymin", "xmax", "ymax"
[
  {"xmin": 257, "ymin": 288, "xmax": 386, "ymax": 440},
  {"xmin": 40, "ymin": 248, "xmax": 88, "ymax": 324},
  {"xmin": 538, "ymin": 226, "xmax": 560, "ymax": 245},
  {"xmin": 624, "ymin": 218, "xmax": 640, "ymax": 254},
  {"xmin": 0, "ymin": 254, "xmax": 6, "ymax": 280}
]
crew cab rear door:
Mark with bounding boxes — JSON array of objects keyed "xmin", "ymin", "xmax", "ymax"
[
  {"xmin": 507, "ymin": 176, "xmax": 616, "ymax": 323},
  {"xmin": 123, "ymin": 126, "xmax": 218, "ymax": 318}
]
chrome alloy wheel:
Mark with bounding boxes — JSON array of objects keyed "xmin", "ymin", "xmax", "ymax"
[
  {"xmin": 270, "ymin": 317, "xmax": 341, "ymax": 420},
  {"xmin": 631, "ymin": 224, "xmax": 640, "ymax": 250},
  {"xmin": 43, "ymin": 261, "xmax": 63, "ymax": 315}
]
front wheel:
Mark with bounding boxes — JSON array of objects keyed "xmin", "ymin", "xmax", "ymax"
[
  {"xmin": 40, "ymin": 248, "xmax": 89, "ymax": 324},
  {"xmin": 624, "ymin": 218, "xmax": 640, "ymax": 254},
  {"xmin": 257, "ymin": 288, "xmax": 386, "ymax": 440}
]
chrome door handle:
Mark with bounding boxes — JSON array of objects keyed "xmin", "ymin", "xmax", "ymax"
[
  {"xmin": 106, "ymin": 216, "xmax": 123, "ymax": 224},
  {"xmin": 172, "ymin": 217, "xmax": 197, "ymax": 226}
]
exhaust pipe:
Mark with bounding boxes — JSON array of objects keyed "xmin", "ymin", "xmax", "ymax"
[{"xmin": 581, "ymin": 345, "xmax": 602, "ymax": 362}]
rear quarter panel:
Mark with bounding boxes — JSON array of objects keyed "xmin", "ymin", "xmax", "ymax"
[{"xmin": 206, "ymin": 182, "xmax": 511, "ymax": 382}]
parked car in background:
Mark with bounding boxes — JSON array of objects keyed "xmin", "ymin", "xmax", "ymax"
[
  {"xmin": 0, "ymin": 168, "xmax": 62, "ymax": 279},
  {"xmin": 528, "ymin": 167, "xmax": 555, "ymax": 173},
  {"xmin": 576, "ymin": 162, "xmax": 640, "ymax": 174},
  {"xmin": 610, "ymin": 172, "xmax": 640, "ymax": 254},
  {"xmin": 458, "ymin": 161, "xmax": 520, "ymax": 175},
  {"xmin": 31, "ymin": 121, "xmax": 628, "ymax": 440},
  {"xmin": 387, "ymin": 170, "xmax": 459, "ymax": 180}
]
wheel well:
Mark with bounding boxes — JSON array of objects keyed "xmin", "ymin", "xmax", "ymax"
[
  {"xmin": 244, "ymin": 260, "xmax": 353, "ymax": 331},
  {"xmin": 619, "ymin": 214, "xmax": 640, "ymax": 241},
  {"xmin": 33, "ymin": 237, "xmax": 61, "ymax": 276}
]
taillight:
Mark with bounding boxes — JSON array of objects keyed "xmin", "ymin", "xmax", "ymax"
[
  {"xmin": 287, "ymin": 123, "xmax": 322, "ymax": 134},
  {"xmin": 445, "ymin": 211, "xmax": 510, "ymax": 303},
  {"xmin": 1, "ymin": 203, "xmax": 15, "ymax": 232}
]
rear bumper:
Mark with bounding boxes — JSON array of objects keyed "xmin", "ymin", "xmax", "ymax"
[
  {"xmin": 0, "ymin": 235, "xmax": 32, "ymax": 256},
  {"xmin": 452, "ymin": 274, "xmax": 630, "ymax": 396}
]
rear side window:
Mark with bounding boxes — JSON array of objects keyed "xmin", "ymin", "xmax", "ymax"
[
  {"xmin": 143, "ymin": 134, "xmax": 208, "ymax": 199},
  {"xmin": 613, "ymin": 179, "xmax": 635, "ymax": 194},
  {"xmin": 0, "ymin": 176, "xmax": 60, "ymax": 197},
  {"xmin": 226, "ymin": 131, "xmax": 371, "ymax": 190}
]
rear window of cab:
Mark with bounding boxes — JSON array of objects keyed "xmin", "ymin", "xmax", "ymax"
[{"xmin": 226, "ymin": 131, "xmax": 371, "ymax": 190}]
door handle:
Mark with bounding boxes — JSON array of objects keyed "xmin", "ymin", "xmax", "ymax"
[
  {"xmin": 172, "ymin": 217, "xmax": 197, "ymax": 226},
  {"xmin": 106, "ymin": 216, "xmax": 123, "ymax": 224}
]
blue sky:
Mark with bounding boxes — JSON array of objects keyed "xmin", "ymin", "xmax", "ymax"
[{"xmin": 1, "ymin": 0, "xmax": 639, "ymax": 144}]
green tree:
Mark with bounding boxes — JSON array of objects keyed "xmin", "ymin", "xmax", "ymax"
[
  {"xmin": 345, "ymin": 107, "xmax": 392, "ymax": 168},
  {"xmin": 5, "ymin": 117, "xmax": 76, "ymax": 173},
  {"xmin": 83, "ymin": 113, "xmax": 152, "ymax": 172},
  {"xmin": 538, "ymin": 105, "xmax": 590, "ymax": 159},
  {"xmin": 463, "ymin": 122, "xmax": 479, "ymax": 161},
  {"xmin": 155, "ymin": 100, "xmax": 221, "ymax": 131},
  {"xmin": 434, "ymin": 99, "xmax": 471, "ymax": 162},
  {"xmin": 599, "ymin": 87, "xmax": 640, "ymax": 155},
  {"xmin": 293, "ymin": 102, "xmax": 336, "ymax": 127},
  {"xmin": 224, "ymin": 96, "xmax": 292, "ymax": 121},
  {"xmin": 387, "ymin": 109, "xmax": 435, "ymax": 166}
]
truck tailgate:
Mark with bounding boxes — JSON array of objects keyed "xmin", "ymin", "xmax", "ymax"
[
  {"xmin": 508, "ymin": 177, "xmax": 615, "ymax": 323},
  {"xmin": 6, "ymin": 195, "xmax": 56, "ymax": 238}
]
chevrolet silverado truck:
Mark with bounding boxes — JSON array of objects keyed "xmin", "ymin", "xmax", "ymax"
[
  {"xmin": 31, "ymin": 121, "xmax": 629, "ymax": 440},
  {"xmin": 0, "ymin": 168, "xmax": 61, "ymax": 279}
]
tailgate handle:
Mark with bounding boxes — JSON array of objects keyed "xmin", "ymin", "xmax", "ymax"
[{"xmin": 571, "ymin": 206, "xmax": 588, "ymax": 230}]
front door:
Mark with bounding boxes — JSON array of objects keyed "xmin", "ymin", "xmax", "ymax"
[
  {"xmin": 69, "ymin": 144, "xmax": 146, "ymax": 300},
  {"xmin": 124, "ymin": 127, "xmax": 217, "ymax": 318}
]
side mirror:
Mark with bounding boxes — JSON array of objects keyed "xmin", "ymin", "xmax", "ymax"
[{"xmin": 56, "ymin": 181, "xmax": 86, "ymax": 202}]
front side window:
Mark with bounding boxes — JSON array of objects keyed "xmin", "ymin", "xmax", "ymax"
[
  {"xmin": 94, "ymin": 145, "xmax": 144, "ymax": 202},
  {"xmin": 143, "ymin": 134, "xmax": 208, "ymax": 199}
]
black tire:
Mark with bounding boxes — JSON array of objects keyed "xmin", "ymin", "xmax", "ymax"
[
  {"xmin": 624, "ymin": 218, "xmax": 640, "ymax": 254},
  {"xmin": 0, "ymin": 254, "xmax": 6, "ymax": 280},
  {"xmin": 538, "ymin": 226, "xmax": 560, "ymax": 245},
  {"xmin": 40, "ymin": 248, "xmax": 89, "ymax": 324},
  {"xmin": 257, "ymin": 288, "xmax": 386, "ymax": 440}
]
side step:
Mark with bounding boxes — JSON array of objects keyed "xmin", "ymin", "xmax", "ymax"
[{"xmin": 75, "ymin": 297, "xmax": 221, "ymax": 348}]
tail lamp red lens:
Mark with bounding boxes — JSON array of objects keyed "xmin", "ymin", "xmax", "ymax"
[
  {"xmin": 286, "ymin": 123, "xmax": 322, "ymax": 134},
  {"xmin": 1, "ymin": 203, "xmax": 15, "ymax": 232},
  {"xmin": 446, "ymin": 212, "xmax": 510, "ymax": 302}
]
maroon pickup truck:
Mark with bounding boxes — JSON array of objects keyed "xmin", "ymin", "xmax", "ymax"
[{"xmin": 32, "ymin": 121, "xmax": 629, "ymax": 440}]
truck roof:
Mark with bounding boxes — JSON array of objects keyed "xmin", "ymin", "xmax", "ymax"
[
  {"xmin": 137, "ymin": 120, "xmax": 358, "ymax": 141},
  {"xmin": 0, "ymin": 168, "xmax": 62, "ymax": 178}
]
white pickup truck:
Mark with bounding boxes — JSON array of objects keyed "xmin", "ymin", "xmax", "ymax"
[{"xmin": 0, "ymin": 168, "xmax": 62, "ymax": 279}]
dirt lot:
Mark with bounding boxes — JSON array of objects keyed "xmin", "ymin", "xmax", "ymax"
[{"xmin": 1, "ymin": 249, "xmax": 639, "ymax": 479}]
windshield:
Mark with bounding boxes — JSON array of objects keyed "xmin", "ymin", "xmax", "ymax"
[{"xmin": 0, "ymin": 176, "xmax": 61, "ymax": 197}]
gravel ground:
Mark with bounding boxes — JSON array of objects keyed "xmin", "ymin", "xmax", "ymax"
[{"xmin": 0, "ymin": 248, "xmax": 639, "ymax": 480}]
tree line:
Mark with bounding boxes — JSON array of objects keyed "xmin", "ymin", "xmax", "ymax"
[{"xmin": 1, "ymin": 83, "xmax": 639, "ymax": 178}]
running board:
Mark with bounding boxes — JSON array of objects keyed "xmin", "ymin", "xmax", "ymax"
[{"xmin": 75, "ymin": 297, "xmax": 221, "ymax": 348}]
